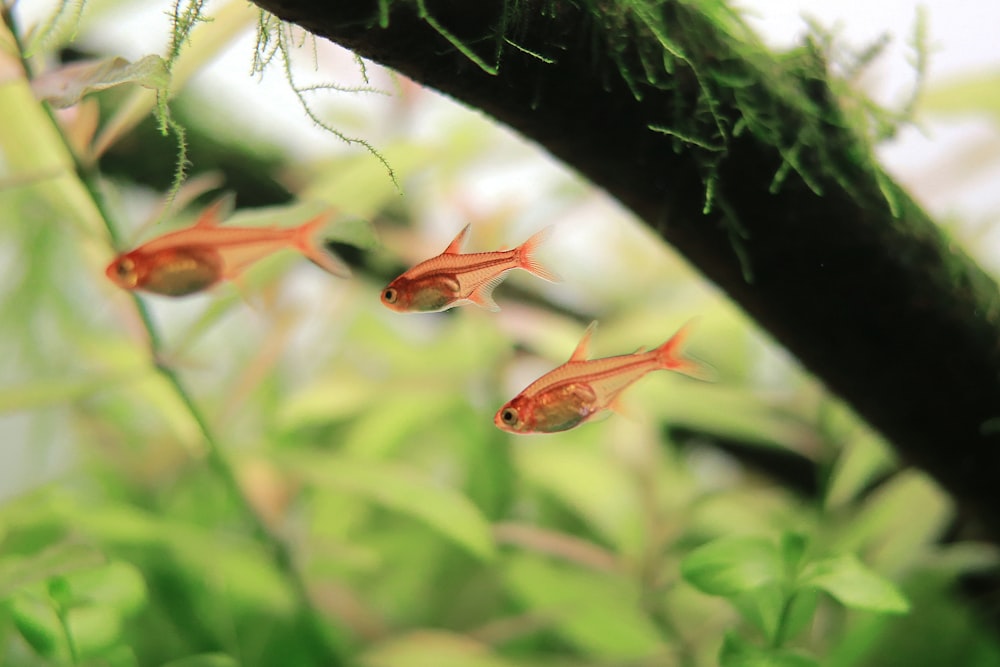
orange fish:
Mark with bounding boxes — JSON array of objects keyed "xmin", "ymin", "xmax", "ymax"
[
  {"xmin": 495, "ymin": 321, "xmax": 712, "ymax": 434},
  {"xmin": 380, "ymin": 224, "xmax": 559, "ymax": 312},
  {"xmin": 105, "ymin": 199, "xmax": 350, "ymax": 297}
]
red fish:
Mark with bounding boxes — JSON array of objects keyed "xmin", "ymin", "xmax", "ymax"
[
  {"xmin": 105, "ymin": 199, "xmax": 350, "ymax": 297},
  {"xmin": 495, "ymin": 321, "xmax": 712, "ymax": 434},
  {"xmin": 380, "ymin": 224, "xmax": 559, "ymax": 312}
]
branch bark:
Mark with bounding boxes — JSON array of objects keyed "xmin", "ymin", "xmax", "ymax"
[{"xmin": 248, "ymin": 0, "xmax": 1000, "ymax": 540}]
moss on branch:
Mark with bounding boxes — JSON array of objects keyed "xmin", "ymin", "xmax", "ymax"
[{"xmin": 243, "ymin": 0, "xmax": 1000, "ymax": 543}]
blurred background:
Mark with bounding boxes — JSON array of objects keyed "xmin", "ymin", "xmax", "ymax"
[{"xmin": 1, "ymin": 0, "xmax": 999, "ymax": 665}]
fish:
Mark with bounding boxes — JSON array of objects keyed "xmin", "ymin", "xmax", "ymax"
[
  {"xmin": 494, "ymin": 321, "xmax": 713, "ymax": 434},
  {"xmin": 380, "ymin": 224, "xmax": 559, "ymax": 313},
  {"xmin": 104, "ymin": 198, "xmax": 351, "ymax": 297}
]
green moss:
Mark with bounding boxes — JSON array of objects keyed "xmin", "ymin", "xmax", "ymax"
[
  {"xmin": 251, "ymin": 10, "xmax": 398, "ymax": 186},
  {"xmin": 244, "ymin": 0, "xmax": 929, "ymax": 278}
]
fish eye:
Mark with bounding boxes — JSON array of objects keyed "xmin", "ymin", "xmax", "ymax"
[
  {"xmin": 116, "ymin": 257, "xmax": 135, "ymax": 278},
  {"xmin": 501, "ymin": 408, "xmax": 518, "ymax": 425},
  {"xmin": 383, "ymin": 287, "xmax": 397, "ymax": 303}
]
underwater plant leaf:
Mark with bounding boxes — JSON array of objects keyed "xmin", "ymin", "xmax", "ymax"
[
  {"xmin": 283, "ymin": 453, "xmax": 496, "ymax": 560},
  {"xmin": 361, "ymin": 631, "xmax": 520, "ymax": 667},
  {"xmin": 161, "ymin": 654, "xmax": 240, "ymax": 667},
  {"xmin": 720, "ymin": 632, "xmax": 819, "ymax": 667},
  {"xmin": 800, "ymin": 554, "xmax": 909, "ymax": 614},
  {"xmin": 504, "ymin": 553, "xmax": 666, "ymax": 660},
  {"xmin": 65, "ymin": 605, "xmax": 123, "ymax": 659},
  {"xmin": 681, "ymin": 536, "xmax": 782, "ymax": 596},
  {"xmin": 0, "ymin": 538, "xmax": 106, "ymax": 602},
  {"xmin": 31, "ymin": 55, "xmax": 169, "ymax": 109}
]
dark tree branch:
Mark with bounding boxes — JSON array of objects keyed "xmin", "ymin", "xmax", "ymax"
[{"xmin": 247, "ymin": 0, "xmax": 1000, "ymax": 541}]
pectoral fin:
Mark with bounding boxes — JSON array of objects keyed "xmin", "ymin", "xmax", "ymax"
[{"xmin": 467, "ymin": 273, "xmax": 505, "ymax": 312}]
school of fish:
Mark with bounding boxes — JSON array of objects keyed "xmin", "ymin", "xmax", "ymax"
[{"xmin": 106, "ymin": 199, "xmax": 712, "ymax": 432}]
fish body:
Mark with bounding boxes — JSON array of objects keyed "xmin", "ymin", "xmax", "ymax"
[
  {"xmin": 105, "ymin": 199, "xmax": 350, "ymax": 297},
  {"xmin": 495, "ymin": 321, "xmax": 711, "ymax": 434},
  {"xmin": 380, "ymin": 224, "xmax": 559, "ymax": 312}
]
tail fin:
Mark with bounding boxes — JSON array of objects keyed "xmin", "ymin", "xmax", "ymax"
[
  {"xmin": 655, "ymin": 320, "xmax": 716, "ymax": 381},
  {"xmin": 294, "ymin": 213, "xmax": 352, "ymax": 278},
  {"xmin": 515, "ymin": 226, "xmax": 561, "ymax": 283}
]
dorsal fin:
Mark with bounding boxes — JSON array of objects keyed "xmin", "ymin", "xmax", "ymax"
[
  {"xmin": 569, "ymin": 321, "xmax": 598, "ymax": 362},
  {"xmin": 443, "ymin": 224, "xmax": 471, "ymax": 254},
  {"xmin": 194, "ymin": 193, "xmax": 235, "ymax": 228}
]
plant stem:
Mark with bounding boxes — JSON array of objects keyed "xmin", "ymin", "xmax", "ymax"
[
  {"xmin": 53, "ymin": 605, "xmax": 79, "ymax": 665},
  {"xmin": 770, "ymin": 590, "xmax": 796, "ymax": 650},
  {"xmin": 4, "ymin": 9, "xmax": 346, "ymax": 665}
]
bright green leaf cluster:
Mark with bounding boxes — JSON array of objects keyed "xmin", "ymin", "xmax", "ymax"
[{"xmin": 682, "ymin": 532, "xmax": 910, "ymax": 664}]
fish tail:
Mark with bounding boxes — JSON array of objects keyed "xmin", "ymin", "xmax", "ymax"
[
  {"xmin": 655, "ymin": 319, "xmax": 716, "ymax": 381},
  {"xmin": 515, "ymin": 226, "xmax": 561, "ymax": 283},
  {"xmin": 293, "ymin": 212, "xmax": 352, "ymax": 278}
]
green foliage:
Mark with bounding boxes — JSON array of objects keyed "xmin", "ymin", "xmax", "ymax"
[{"xmin": 1, "ymin": 1, "xmax": 999, "ymax": 666}]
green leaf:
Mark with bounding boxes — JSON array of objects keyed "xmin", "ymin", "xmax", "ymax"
[
  {"xmin": 681, "ymin": 536, "xmax": 782, "ymax": 596},
  {"xmin": 67, "ymin": 604, "xmax": 123, "ymax": 658},
  {"xmin": 161, "ymin": 654, "xmax": 240, "ymax": 667},
  {"xmin": 277, "ymin": 371, "xmax": 380, "ymax": 428},
  {"xmin": 779, "ymin": 589, "xmax": 819, "ymax": 645},
  {"xmin": 361, "ymin": 631, "xmax": 520, "ymax": 667},
  {"xmin": 57, "ymin": 504, "xmax": 295, "ymax": 613},
  {"xmin": 284, "ymin": 454, "xmax": 496, "ymax": 560},
  {"xmin": 46, "ymin": 576, "xmax": 73, "ymax": 608},
  {"xmin": 780, "ymin": 532, "xmax": 808, "ymax": 572},
  {"xmin": 515, "ymin": 440, "xmax": 639, "ymax": 548},
  {"xmin": 800, "ymin": 554, "xmax": 909, "ymax": 613},
  {"xmin": 504, "ymin": 553, "xmax": 666, "ymax": 660},
  {"xmin": 730, "ymin": 583, "xmax": 784, "ymax": 640},
  {"xmin": 824, "ymin": 433, "xmax": 895, "ymax": 508},
  {"xmin": 62, "ymin": 561, "xmax": 148, "ymax": 617},
  {"xmin": 9, "ymin": 594, "xmax": 61, "ymax": 658},
  {"xmin": 719, "ymin": 632, "xmax": 819, "ymax": 667},
  {"xmin": 0, "ymin": 539, "xmax": 105, "ymax": 601},
  {"xmin": 832, "ymin": 471, "xmax": 950, "ymax": 571},
  {"xmin": 31, "ymin": 55, "xmax": 169, "ymax": 109}
]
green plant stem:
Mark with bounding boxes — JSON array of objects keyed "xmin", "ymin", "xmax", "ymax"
[
  {"xmin": 54, "ymin": 605, "xmax": 79, "ymax": 665},
  {"xmin": 770, "ymin": 590, "xmax": 796, "ymax": 650},
  {"xmin": 4, "ymin": 11, "xmax": 346, "ymax": 666}
]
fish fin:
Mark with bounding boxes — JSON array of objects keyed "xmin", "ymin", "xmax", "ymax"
[
  {"xmin": 444, "ymin": 224, "xmax": 471, "ymax": 254},
  {"xmin": 569, "ymin": 321, "xmax": 598, "ymax": 362},
  {"xmin": 467, "ymin": 273, "xmax": 505, "ymax": 311},
  {"xmin": 608, "ymin": 394, "xmax": 636, "ymax": 421},
  {"xmin": 194, "ymin": 193, "xmax": 236, "ymax": 228},
  {"xmin": 293, "ymin": 212, "xmax": 353, "ymax": 278},
  {"xmin": 655, "ymin": 319, "xmax": 716, "ymax": 381},
  {"xmin": 515, "ymin": 225, "xmax": 561, "ymax": 283},
  {"xmin": 230, "ymin": 274, "xmax": 266, "ymax": 312}
]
